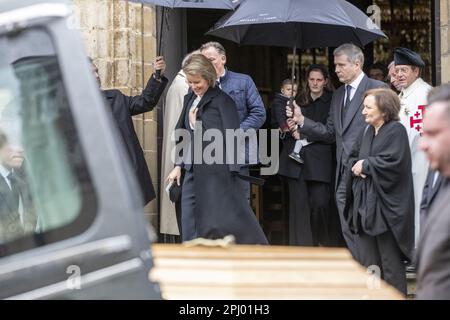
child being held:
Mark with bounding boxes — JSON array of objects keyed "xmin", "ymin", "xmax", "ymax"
[{"xmin": 270, "ymin": 79, "xmax": 304, "ymax": 164}]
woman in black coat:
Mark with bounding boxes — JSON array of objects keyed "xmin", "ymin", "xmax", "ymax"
[
  {"xmin": 297, "ymin": 66, "xmax": 337, "ymax": 247},
  {"xmin": 167, "ymin": 54, "xmax": 267, "ymax": 245},
  {"xmin": 272, "ymin": 65, "xmax": 336, "ymax": 246},
  {"xmin": 344, "ymin": 88, "xmax": 414, "ymax": 295}
]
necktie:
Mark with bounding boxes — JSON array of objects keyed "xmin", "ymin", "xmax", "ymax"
[
  {"xmin": 7, "ymin": 172, "xmax": 20, "ymax": 213},
  {"xmin": 342, "ymin": 84, "xmax": 352, "ymax": 121}
]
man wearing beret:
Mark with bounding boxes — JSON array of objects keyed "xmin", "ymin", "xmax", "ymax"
[{"xmin": 394, "ymin": 47, "xmax": 432, "ymax": 247}]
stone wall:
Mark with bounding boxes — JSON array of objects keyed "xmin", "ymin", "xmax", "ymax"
[
  {"xmin": 441, "ymin": 0, "xmax": 450, "ymax": 83},
  {"xmin": 72, "ymin": 0, "xmax": 159, "ymax": 229}
]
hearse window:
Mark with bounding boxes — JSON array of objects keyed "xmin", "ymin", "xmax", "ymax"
[{"xmin": 0, "ymin": 28, "xmax": 97, "ymax": 257}]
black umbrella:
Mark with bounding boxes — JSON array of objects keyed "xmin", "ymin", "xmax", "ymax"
[
  {"xmin": 206, "ymin": 0, "xmax": 387, "ymax": 99},
  {"xmin": 132, "ymin": 0, "xmax": 243, "ymax": 54},
  {"xmin": 139, "ymin": 0, "xmax": 242, "ymax": 10},
  {"xmin": 130, "ymin": 0, "xmax": 242, "ymax": 78}
]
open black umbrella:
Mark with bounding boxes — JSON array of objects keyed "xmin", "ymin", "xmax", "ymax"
[
  {"xmin": 206, "ymin": 0, "xmax": 387, "ymax": 98},
  {"xmin": 139, "ymin": 0, "xmax": 242, "ymax": 10},
  {"xmin": 132, "ymin": 0, "xmax": 243, "ymax": 54},
  {"xmin": 130, "ymin": 0, "xmax": 242, "ymax": 78}
]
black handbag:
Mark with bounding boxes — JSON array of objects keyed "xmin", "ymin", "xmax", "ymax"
[{"xmin": 168, "ymin": 182, "xmax": 182, "ymax": 203}]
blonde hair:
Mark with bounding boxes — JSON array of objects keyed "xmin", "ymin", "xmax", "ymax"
[
  {"xmin": 182, "ymin": 54, "xmax": 217, "ymax": 87},
  {"xmin": 181, "ymin": 50, "xmax": 201, "ymax": 68}
]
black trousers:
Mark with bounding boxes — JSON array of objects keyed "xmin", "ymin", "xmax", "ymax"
[
  {"xmin": 355, "ymin": 229, "xmax": 407, "ymax": 295},
  {"xmin": 286, "ymin": 176, "xmax": 313, "ymax": 246},
  {"xmin": 239, "ymin": 166, "xmax": 251, "ymax": 201},
  {"xmin": 306, "ymin": 181, "xmax": 331, "ymax": 246},
  {"xmin": 181, "ymin": 170, "xmax": 197, "ymax": 241},
  {"xmin": 336, "ymin": 168, "xmax": 358, "ymax": 258}
]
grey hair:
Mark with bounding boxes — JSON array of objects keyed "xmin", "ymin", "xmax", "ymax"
[
  {"xmin": 199, "ymin": 41, "xmax": 226, "ymax": 57},
  {"xmin": 181, "ymin": 50, "xmax": 201, "ymax": 68},
  {"xmin": 387, "ymin": 60, "xmax": 395, "ymax": 70},
  {"xmin": 333, "ymin": 43, "xmax": 364, "ymax": 66}
]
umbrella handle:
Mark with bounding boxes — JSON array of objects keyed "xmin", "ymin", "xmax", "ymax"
[
  {"xmin": 289, "ymin": 43, "xmax": 297, "ymax": 116},
  {"xmin": 155, "ymin": 7, "xmax": 164, "ymax": 80},
  {"xmin": 157, "ymin": 7, "xmax": 164, "ymax": 56},
  {"xmin": 288, "ymin": 96, "xmax": 295, "ymax": 115}
]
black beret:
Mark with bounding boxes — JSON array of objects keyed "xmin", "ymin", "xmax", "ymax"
[{"xmin": 394, "ymin": 47, "xmax": 425, "ymax": 67}]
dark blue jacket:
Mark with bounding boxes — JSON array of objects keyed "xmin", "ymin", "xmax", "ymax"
[{"xmin": 219, "ymin": 70, "xmax": 266, "ymax": 131}]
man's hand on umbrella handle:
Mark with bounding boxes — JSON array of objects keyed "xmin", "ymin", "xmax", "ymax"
[
  {"xmin": 154, "ymin": 56, "xmax": 166, "ymax": 78},
  {"xmin": 286, "ymin": 100, "xmax": 304, "ymax": 125}
]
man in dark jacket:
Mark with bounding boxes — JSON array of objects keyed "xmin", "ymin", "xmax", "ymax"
[
  {"xmin": 200, "ymin": 42, "xmax": 266, "ymax": 199},
  {"xmin": 0, "ymin": 130, "xmax": 36, "ymax": 243},
  {"xmin": 91, "ymin": 57, "xmax": 168, "ymax": 205}
]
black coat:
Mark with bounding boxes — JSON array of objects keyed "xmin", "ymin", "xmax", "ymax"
[
  {"xmin": 344, "ymin": 121, "xmax": 415, "ymax": 261},
  {"xmin": 103, "ymin": 75, "xmax": 168, "ymax": 205},
  {"xmin": 0, "ymin": 172, "xmax": 36, "ymax": 242},
  {"xmin": 301, "ymin": 92, "xmax": 334, "ymax": 182},
  {"xmin": 271, "ymin": 92, "xmax": 334, "ymax": 182},
  {"xmin": 176, "ymin": 86, "xmax": 268, "ymax": 245}
]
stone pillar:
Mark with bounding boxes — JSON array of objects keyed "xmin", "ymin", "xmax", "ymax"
[
  {"xmin": 72, "ymin": 0, "xmax": 159, "ymax": 229},
  {"xmin": 441, "ymin": 0, "xmax": 450, "ymax": 83}
]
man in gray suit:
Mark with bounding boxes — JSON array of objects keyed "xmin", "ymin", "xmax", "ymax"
[
  {"xmin": 286, "ymin": 43, "xmax": 387, "ymax": 258},
  {"xmin": 420, "ymin": 168, "xmax": 444, "ymax": 232},
  {"xmin": 416, "ymin": 84, "xmax": 450, "ymax": 299}
]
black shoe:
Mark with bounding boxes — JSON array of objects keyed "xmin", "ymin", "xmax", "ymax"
[{"xmin": 289, "ymin": 152, "xmax": 304, "ymax": 164}]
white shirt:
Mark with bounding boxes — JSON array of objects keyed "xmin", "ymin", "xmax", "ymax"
[
  {"xmin": 189, "ymin": 95, "xmax": 202, "ymax": 130},
  {"xmin": 216, "ymin": 70, "xmax": 226, "ymax": 89},
  {"xmin": 344, "ymin": 71, "xmax": 365, "ymax": 102}
]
